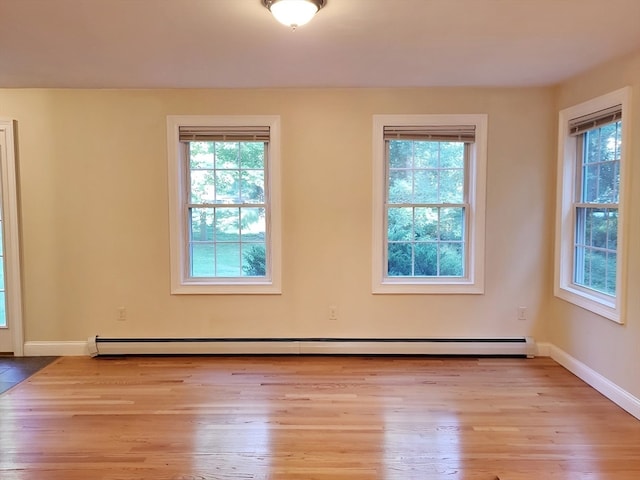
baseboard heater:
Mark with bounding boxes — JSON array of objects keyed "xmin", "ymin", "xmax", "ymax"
[{"xmin": 88, "ymin": 335, "xmax": 536, "ymax": 358}]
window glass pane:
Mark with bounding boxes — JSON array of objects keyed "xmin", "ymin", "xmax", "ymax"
[
  {"xmin": 577, "ymin": 207, "xmax": 590, "ymax": 245},
  {"xmin": 575, "ymin": 247, "xmax": 616, "ymax": 296},
  {"xmin": 387, "ymin": 207, "xmax": 413, "ymax": 242},
  {"xmin": 389, "ymin": 140, "xmax": 413, "ymax": 169},
  {"xmin": 215, "ymin": 142, "xmax": 239, "ymax": 169},
  {"xmin": 439, "ymin": 142, "xmax": 465, "ymax": 168},
  {"xmin": 0, "ymin": 257, "xmax": 5, "ymax": 290},
  {"xmin": 215, "ymin": 208, "xmax": 240, "ymax": 242},
  {"xmin": 190, "ymin": 208, "xmax": 214, "ymax": 242},
  {"xmin": 388, "ymin": 242, "xmax": 412, "ymax": 276},
  {"xmin": 607, "ymin": 210, "xmax": 618, "ymax": 249},
  {"xmin": 606, "ymin": 252, "xmax": 617, "ymax": 295},
  {"xmin": 598, "ymin": 161, "xmax": 618, "ymax": 203},
  {"xmin": 582, "ymin": 164, "xmax": 599, "ymax": 203},
  {"xmin": 193, "ymin": 141, "xmax": 268, "ymax": 279},
  {"xmin": 191, "ymin": 243, "xmax": 215, "ymax": 277},
  {"xmin": 215, "ymin": 171, "xmax": 240, "ymax": 203},
  {"xmin": 242, "ymin": 243, "xmax": 266, "ymax": 277},
  {"xmin": 440, "ymin": 207, "xmax": 464, "ymax": 241},
  {"xmin": 414, "ymin": 243, "xmax": 437, "ymax": 276},
  {"xmin": 573, "ymin": 121, "xmax": 621, "ymax": 299},
  {"xmin": 585, "ymin": 130, "xmax": 600, "ymax": 164},
  {"xmin": 216, "ymin": 243, "xmax": 241, "ymax": 276},
  {"xmin": 613, "ymin": 161, "xmax": 620, "ymax": 202},
  {"xmin": 241, "ymin": 170, "xmax": 265, "ymax": 203},
  {"xmin": 413, "ymin": 142, "xmax": 439, "ymax": 169},
  {"xmin": 388, "ymin": 170, "xmax": 413, "ymax": 203},
  {"xmin": 239, "ymin": 142, "xmax": 265, "ymax": 169},
  {"xmin": 385, "ymin": 138, "xmax": 468, "ymax": 280},
  {"xmin": 574, "ymin": 206, "xmax": 617, "ymax": 295},
  {"xmin": 581, "ymin": 121, "xmax": 621, "ymax": 204},
  {"xmin": 189, "ymin": 141, "xmax": 268, "ymax": 279},
  {"xmin": 588, "ymin": 209, "xmax": 608, "ymax": 249},
  {"xmin": 589, "ymin": 249, "xmax": 607, "ymax": 292},
  {"xmin": 241, "ymin": 208, "xmax": 266, "ymax": 242},
  {"xmin": 0, "ymin": 231, "xmax": 3, "ymax": 323},
  {"xmin": 413, "ymin": 170, "xmax": 439, "ymax": 203},
  {"xmin": 439, "ymin": 169, "xmax": 464, "ymax": 203},
  {"xmin": 439, "ymin": 243, "xmax": 464, "ymax": 276},
  {"xmin": 414, "ymin": 207, "xmax": 438, "ymax": 241},
  {"xmin": 575, "ymin": 245, "xmax": 589, "ymax": 286},
  {"xmin": 0, "ymin": 292, "xmax": 5, "ymax": 328},
  {"xmin": 190, "ymin": 170, "xmax": 215, "ymax": 204},
  {"xmin": 189, "ymin": 142, "xmax": 214, "ymax": 169},
  {"xmin": 599, "ymin": 123, "xmax": 618, "ymax": 161}
]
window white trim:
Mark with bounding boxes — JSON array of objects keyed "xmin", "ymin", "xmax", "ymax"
[
  {"xmin": 167, "ymin": 115, "xmax": 281, "ymax": 294},
  {"xmin": 372, "ymin": 114, "xmax": 487, "ymax": 294},
  {"xmin": 554, "ymin": 87, "xmax": 631, "ymax": 323}
]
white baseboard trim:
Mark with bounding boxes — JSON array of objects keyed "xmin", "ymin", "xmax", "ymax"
[
  {"xmin": 23, "ymin": 341, "xmax": 89, "ymax": 356},
  {"xmin": 549, "ymin": 344, "xmax": 640, "ymax": 420},
  {"xmin": 535, "ymin": 341, "xmax": 552, "ymax": 357}
]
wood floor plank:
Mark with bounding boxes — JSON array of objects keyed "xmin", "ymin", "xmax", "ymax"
[{"xmin": 1, "ymin": 356, "xmax": 639, "ymax": 479}]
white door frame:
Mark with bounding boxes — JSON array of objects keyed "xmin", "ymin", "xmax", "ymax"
[{"xmin": 0, "ymin": 119, "xmax": 24, "ymax": 356}]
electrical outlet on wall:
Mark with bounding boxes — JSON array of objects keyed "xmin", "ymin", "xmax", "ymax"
[
  {"xmin": 517, "ymin": 306, "xmax": 527, "ymax": 321},
  {"xmin": 328, "ymin": 305, "xmax": 338, "ymax": 321},
  {"xmin": 117, "ymin": 307, "xmax": 127, "ymax": 321}
]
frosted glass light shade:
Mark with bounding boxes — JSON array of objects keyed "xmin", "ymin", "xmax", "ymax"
[{"xmin": 266, "ymin": 0, "xmax": 323, "ymax": 28}]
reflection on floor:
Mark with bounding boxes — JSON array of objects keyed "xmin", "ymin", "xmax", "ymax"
[{"xmin": 0, "ymin": 356, "xmax": 58, "ymax": 395}]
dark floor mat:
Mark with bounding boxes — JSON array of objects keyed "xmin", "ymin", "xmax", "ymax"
[{"xmin": 0, "ymin": 356, "xmax": 58, "ymax": 394}]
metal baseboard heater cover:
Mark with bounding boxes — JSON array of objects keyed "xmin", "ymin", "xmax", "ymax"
[{"xmin": 88, "ymin": 336, "xmax": 536, "ymax": 358}]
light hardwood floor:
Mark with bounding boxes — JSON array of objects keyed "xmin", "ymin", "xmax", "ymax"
[{"xmin": 1, "ymin": 356, "xmax": 639, "ymax": 479}]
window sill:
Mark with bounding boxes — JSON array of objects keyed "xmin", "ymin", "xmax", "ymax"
[
  {"xmin": 171, "ymin": 280, "xmax": 281, "ymax": 295},
  {"xmin": 373, "ymin": 279, "xmax": 484, "ymax": 295},
  {"xmin": 555, "ymin": 284, "xmax": 622, "ymax": 324}
]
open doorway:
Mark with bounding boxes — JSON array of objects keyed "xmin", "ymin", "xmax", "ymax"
[{"xmin": 0, "ymin": 119, "xmax": 23, "ymax": 355}]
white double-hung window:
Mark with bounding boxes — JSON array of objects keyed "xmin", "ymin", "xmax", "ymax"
[
  {"xmin": 555, "ymin": 88, "xmax": 630, "ymax": 322},
  {"xmin": 372, "ymin": 114, "xmax": 488, "ymax": 294},
  {"xmin": 167, "ymin": 116, "xmax": 281, "ymax": 294}
]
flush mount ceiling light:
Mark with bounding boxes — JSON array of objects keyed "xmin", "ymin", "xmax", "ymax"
[{"xmin": 262, "ymin": 0, "xmax": 326, "ymax": 29}]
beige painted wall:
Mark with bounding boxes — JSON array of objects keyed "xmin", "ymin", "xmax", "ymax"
[
  {"xmin": 551, "ymin": 50, "xmax": 640, "ymax": 398},
  {"xmin": 0, "ymin": 87, "xmax": 554, "ymax": 344}
]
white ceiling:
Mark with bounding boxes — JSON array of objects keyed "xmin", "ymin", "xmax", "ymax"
[{"xmin": 1, "ymin": 0, "xmax": 639, "ymax": 89}]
